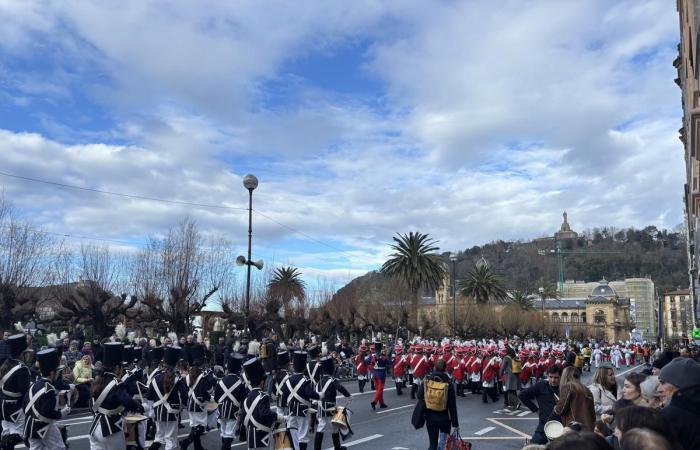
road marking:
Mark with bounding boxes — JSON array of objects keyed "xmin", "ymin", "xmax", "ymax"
[
  {"xmin": 376, "ymin": 404, "xmax": 413, "ymax": 414},
  {"xmin": 468, "ymin": 436, "xmax": 527, "ymax": 440},
  {"xmin": 351, "ymin": 387, "xmax": 396, "ymax": 397},
  {"xmin": 486, "ymin": 418, "xmax": 531, "ymax": 438},
  {"xmin": 474, "ymin": 426, "xmax": 495, "ymax": 435},
  {"xmin": 615, "ymin": 364, "xmax": 644, "ymax": 377},
  {"xmin": 324, "ymin": 433, "xmax": 382, "ymax": 449},
  {"xmin": 517, "ymin": 410, "xmax": 530, "ymax": 417}
]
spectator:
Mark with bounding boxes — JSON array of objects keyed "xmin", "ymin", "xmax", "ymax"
[
  {"xmin": 620, "ymin": 373, "xmax": 647, "ymax": 406},
  {"xmin": 72, "ymin": 354, "xmax": 94, "ymax": 408},
  {"xmin": 564, "ymin": 344, "xmax": 577, "ymax": 368},
  {"xmin": 136, "ymin": 338, "xmax": 149, "ymax": 362},
  {"xmin": 70, "ymin": 324, "xmax": 85, "ymax": 348},
  {"xmin": 639, "ymin": 376, "xmax": 661, "ymax": 409},
  {"xmin": 0, "ymin": 330, "xmax": 11, "ymax": 365},
  {"xmin": 588, "ymin": 362, "xmax": 617, "ymax": 420},
  {"xmin": 612, "ymin": 406, "xmax": 682, "ymax": 450},
  {"xmin": 80, "ymin": 341, "xmax": 93, "ymax": 359},
  {"xmin": 25, "ymin": 333, "xmax": 39, "ymax": 354},
  {"xmin": 417, "ymin": 358, "xmax": 458, "ymax": 450},
  {"xmin": 658, "ymin": 357, "xmax": 700, "ymax": 450},
  {"xmin": 553, "ymin": 367, "xmax": 595, "ymax": 432},
  {"xmin": 213, "ymin": 337, "xmax": 226, "ymax": 367},
  {"xmin": 63, "ymin": 340, "xmax": 83, "ymax": 366},
  {"xmin": 499, "ymin": 346, "xmax": 521, "ymax": 409},
  {"xmin": 678, "ymin": 346, "xmax": 691, "ymax": 358},
  {"xmin": 651, "ymin": 351, "xmax": 675, "ymax": 375},
  {"xmin": 620, "ymin": 428, "xmax": 673, "ymax": 450},
  {"xmin": 518, "ymin": 365, "xmax": 561, "ymax": 445},
  {"xmin": 546, "ymin": 431, "xmax": 612, "ymax": 450}
]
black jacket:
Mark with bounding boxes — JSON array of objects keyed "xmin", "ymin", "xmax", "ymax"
[
  {"xmin": 282, "ymin": 373, "xmax": 318, "ymax": 417},
  {"xmin": 518, "ymin": 380, "xmax": 560, "ymax": 425},
  {"xmin": 215, "ymin": 373, "xmax": 247, "ymax": 419},
  {"xmin": 243, "ymin": 388, "xmax": 278, "ymax": 448},
  {"xmin": 661, "ymin": 385, "xmax": 700, "ymax": 450},
  {"xmin": 417, "ymin": 371, "xmax": 458, "ymax": 428},
  {"xmin": 317, "ymin": 374, "xmax": 350, "ymax": 416},
  {"xmin": 0, "ymin": 359, "xmax": 31, "ymax": 421},
  {"xmin": 23, "ymin": 378, "xmax": 62, "ymax": 440}
]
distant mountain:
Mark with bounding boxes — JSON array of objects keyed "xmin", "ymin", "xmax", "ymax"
[{"xmin": 335, "ymin": 225, "xmax": 689, "ymax": 302}]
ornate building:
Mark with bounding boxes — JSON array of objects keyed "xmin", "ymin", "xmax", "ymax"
[
  {"xmin": 662, "ymin": 289, "xmax": 693, "ymax": 343},
  {"xmin": 535, "ymin": 279, "xmax": 632, "ymax": 342}
]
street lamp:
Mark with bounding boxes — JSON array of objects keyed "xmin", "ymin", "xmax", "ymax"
[
  {"xmin": 450, "ymin": 253, "xmax": 458, "ymax": 335},
  {"xmin": 240, "ymin": 174, "xmax": 260, "ymax": 337},
  {"xmin": 539, "ymin": 286, "xmax": 546, "ymax": 339}
]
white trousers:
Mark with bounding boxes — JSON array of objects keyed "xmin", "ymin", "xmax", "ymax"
[
  {"xmin": 219, "ymin": 417, "xmax": 237, "ymax": 439},
  {"xmin": 287, "ymin": 415, "xmax": 310, "ymax": 446},
  {"xmin": 207, "ymin": 409, "xmax": 219, "ymax": 429},
  {"xmin": 28, "ymin": 424, "xmax": 66, "ymax": 450},
  {"xmin": 189, "ymin": 411, "xmax": 208, "ymax": 428},
  {"xmin": 2, "ymin": 410, "xmax": 26, "ymax": 436},
  {"xmin": 154, "ymin": 420, "xmax": 179, "ymax": 450},
  {"xmin": 88, "ymin": 427, "xmax": 126, "ymax": 450},
  {"xmin": 316, "ymin": 416, "xmax": 339, "ymax": 434}
]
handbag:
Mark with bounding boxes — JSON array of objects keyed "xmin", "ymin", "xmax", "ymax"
[{"xmin": 445, "ymin": 431, "xmax": 471, "ymax": 450}]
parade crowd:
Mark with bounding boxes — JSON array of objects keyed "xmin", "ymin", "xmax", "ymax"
[{"xmin": 0, "ymin": 325, "xmax": 698, "ymax": 450}]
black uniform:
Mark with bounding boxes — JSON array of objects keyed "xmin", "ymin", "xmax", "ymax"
[
  {"xmin": 282, "ymin": 373, "xmax": 317, "ymax": 417},
  {"xmin": 146, "ymin": 369, "xmax": 187, "ymax": 422},
  {"xmin": 185, "ymin": 370, "xmax": 216, "ymax": 414},
  {"xmin": 316, "ymin": 374, "xmax": 350, "ymax": 417},
  {"xmin": 215, "ymin": 373, "xmax": 247, "ymax": 420},
  {"xmin": 0, "ymin": 358, "xmax": 31, "ymax": 421},
  {"xmin": 23, "ymin": 378, "xmax": 63, "ymax": 441},
  {"xmin": 242, "ymin": 388, "xmax": 279, "ymax": 449},
  {"xmin": 89, "ymin": 372, "xmax": 143, "ymax": 438}
]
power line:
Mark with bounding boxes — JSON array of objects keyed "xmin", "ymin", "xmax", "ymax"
[
  {"xmin": 0, "ymin": 171, "xmax": 247, "ymax": 212},
  {"xmin": 0, "ymin": 171, "xmax": 356, "ymax": 259}
]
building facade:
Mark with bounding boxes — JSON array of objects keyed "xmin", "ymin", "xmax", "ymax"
[
  {"xmin": 562, "ymin": 278, "xmax": 657, "ymax": 341},
  {"xmin": 676, "ymin": 0, "xmax": 700, "ymax": 329},
  {"xmin": 662, "ymin": 289, "xmax": 694, "ymax": 342}
]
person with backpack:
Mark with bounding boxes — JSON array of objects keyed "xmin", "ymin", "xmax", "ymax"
[
  {"xmin": 417, "ymin": 358, "xmax": 459, "ymax": 450},
  {"xmin": 499, "ymin": 347, "xmax": 522, "ymax": 409}
]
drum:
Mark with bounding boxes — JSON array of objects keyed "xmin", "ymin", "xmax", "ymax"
[
  {"xmin": 206, "ymin": 401, "xmax": 219, "ymax": 412},
  {"xmin": 331, "ymin": 406, "xmax": 349, "ymax": 430},
  {"xmin": 273, "ymin": 426, "xmax": 294, "ymax": 450},
  {"xmin": 124, "ymin": 414, "xmax": 148, "ymax": 445},
  {"xmin": 544, "ymin": 420, "xmax": 564, "ymax": 441}
]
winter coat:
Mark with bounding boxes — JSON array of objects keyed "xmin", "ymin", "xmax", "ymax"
[
  {"xmin": 587, "ymin": 383, "xmax": 617, "ymax": 417},
  {"xmin": 661, "ymin": 385, "xmax": 700, "ymax": 450},
  {"xmin": 553, "ymin": 382, "xmax": 595, "ymax": 432},
  {"xmin": 499, "ymin": 355, "xmax": 521, "ymax": 391},
  {"xmin": 72, "ymin": 360, "xmax": 94, "ymax": 383}
]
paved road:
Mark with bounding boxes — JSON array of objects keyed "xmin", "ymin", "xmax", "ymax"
[{"xmin": 32, "ymin": 364, "xmax": 643, "ymax": 450}]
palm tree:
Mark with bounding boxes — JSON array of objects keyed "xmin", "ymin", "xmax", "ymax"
[
  {"xmin": 267, "ymin": 266, "xmax": 306, "ymax": 314},
  {"xmin": 534, "ymin": 281, "xmax": 559, "ymax": 310},
  {"xmin": 509, "ymin": 289, "xmax": 534, "ymax": 310},
  {"xmin": 458, "ymin": 264, "xmax": 508, "ymax": 304},
  {"xmin": 380, "ymin": 232, "xmax": 446, "ymax": 319}
]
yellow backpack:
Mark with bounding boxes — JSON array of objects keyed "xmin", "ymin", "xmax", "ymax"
[
  {"xmin": 424, "ymin": 378, "xmax": 448, "ymax": 412},
  {"xmin": 574, "ymin": 354, "xmax": 585, "ymax": 369},
  {"xmin": 511, "ymin": 358, "xmax": 522, "ymax": 374}
]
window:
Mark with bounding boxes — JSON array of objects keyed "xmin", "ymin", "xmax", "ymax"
[
  {"xmin": 594, "ymin": 310, "xmax": 606, "ymax": 324},
  {"xmin": 552, "ymin": 312, "xmax": 560, "ymax": 322},
  {"xmin": 581, "ymin": 312, "xmax": 587, "ymax": 323},
  {"xmin": 571, "ymin": 312, "xmax": 579, "ymax": 323},
  {"xmin": 561, "ymin": 312, "xmax": 569, "ymax": 322}
]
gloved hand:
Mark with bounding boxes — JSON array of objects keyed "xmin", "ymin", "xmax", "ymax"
[{"xmin": 61, "ymin": 406, "xmax": 71, "ymax": 418}]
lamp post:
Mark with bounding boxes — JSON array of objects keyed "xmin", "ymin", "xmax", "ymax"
[
  {"xmin": 450, "ymin": 253, "xmax": 457, "ymax": 335},
  {"xmin": 539, "ymin": 286, "xmax": 545, "ymax": 339},
  {"xmin": 242, "ymin": 174, "xmax": 258, "ymax": 336}
]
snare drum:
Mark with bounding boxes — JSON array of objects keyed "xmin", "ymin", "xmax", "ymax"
[
  {"xmin": 544, "ymin": 420, "xmax": 564, "ymax": 441},
  {"xmin": 124, "ymin": 414, "xmax": 148, "ymax": 446}
]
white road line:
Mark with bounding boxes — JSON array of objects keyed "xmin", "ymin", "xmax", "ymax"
[
  {"xmin": 351, "ymin": 387, "xmax": 396, "ymax": 397},
  {"xmin": 517, "ymin": 410, "xmax": 530, "ymax": 417},
  {"xmin": 324, "ymin": 433, "xmax": 383, "ymax": 449},
  {"xmin": 474, "ymin": 426, "xmax": 495, "ymax": 435},
  {"xmin": 615, "ymin": 364, "xmax": 644, "ymax": 377},
  {"xmin": 376, "ymin": 404, "xmax": 413, "ymax": 414}
]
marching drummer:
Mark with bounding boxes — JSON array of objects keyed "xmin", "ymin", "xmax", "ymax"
[
  {"xmin": 273, "ymin": 350, "xmax": 291, "ymax": 413},
  {"xmin": 305, "ymin": 345, "xmax": 322, "ymax": 389},
  {"xmin": 282, "ymin": 351, "xmax": 318, "ymax": 450},
  {"xmin": 88, "ymin": 342, "xmax": 145, "ymax": 450},
  {"xmin": 180, "ymin": 345, "xmax": 215, "ymax": 450},
  {"xmin": 314, "ymin": 356, "xmax": 351, "ymax": 450},
  {"xmin": 241, "ymin": 357, "xmax": 285, "ymax": 449},
  {"xmin": 23, "ymin": 348, "xmax": 71, "ymax": 450},
  {"xmin": 215, "ymin": 353, "xmax": 247, "ymax": 450},
  {"xmin": 143, "ymin": 346, "xmax": 164, "ymax": 442},
  {"xmin": 146, "ymin": 346, "xmax": 188, "ymax": 450},
  {"xmin": 121, "ymin": 346, "xmax": 147, "ymax": 450},
  {"xmin": 0, "ymin": 334, "xmax": 30, "ymax": 450}
]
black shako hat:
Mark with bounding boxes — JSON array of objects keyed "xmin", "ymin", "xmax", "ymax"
[
  {"xmin": 227, "ymin": 353, "xmax": 244, "ymax": 374},
  {"xmin": 307, "ymin": 345, "xmax": 320, "ymax": 359},
  {"xmin": 37, "ymin": 348, "xmax": 59, "ymax": 374},
  {"xmin": 122, "ymin": 346, "xmax": 134, "ymax": 364},
  {"xmin": 7, "ymin": 334, "xmax": 27, "ymax": 357},
  {"xmin": 103, "ymin": 343, "xmax": 124, "ymax": 368},
  {"xmin": 190, "ymin": 344, "xmax": 205, "ymax": 366},
  {"xmin": 164, "ymin": 346, "xmax": 182, "ymax": 367},
  {"xmin": 149, "ymin": 346, "xmax": 164, "ymax": 364},
  {"xmin": 374, "ymin": 342, "xmax": 383, "ymax": 353},
  {"xmin": 292, "ymin": 351, "xmax": 308, "ymax": 373},
  {"xmin": 320, "ymin": 356, "xmax": 335, "ymax": 375},
  {"xmin": 276, "ymin": 350, "xmax": 290, "ymax": 368},
  {"xmin": 243, "ymin": 357, "xmax": 266, "ymax": 386}
]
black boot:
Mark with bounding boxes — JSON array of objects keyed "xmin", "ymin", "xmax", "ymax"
[
  {"xmin": 148, "ymin": 443, "xmax": 162, "ymax": 450},
  {"xmin": 332, "ymin": 432, "xmax": 347, "ymax": 450},
  {"xmin": 146, "ymin": 419, "xmax": 156, "ymax": 441},
  {"xmin": 359, "ymin": 379, "xmax": 366, "ymax": 393},
  {"xmin": 396, "ymin": 382, "xmax": 402, "ymax": 396},
  {"xmin": 299, "ymin": 443, "xmax": 308, "ymax": 450},
  {"xmin": 410, "ymin": 384, "xmax": 416, "ymax": 399},
  {"xmin": 179, "ymin": 430, "xmax": 194, "ymax": 450},
  {"xmin": 314, "ymin": 432, "xmax": 324, "ymax": 450},
  {"xmin": 193, "ymin": 426, "xmax": 206, "ymax": 450},
  {"xmin": 221, "ymin": 437, "xmax": 233, "ymax": 450}
]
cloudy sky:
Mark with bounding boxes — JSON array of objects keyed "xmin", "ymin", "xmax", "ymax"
[{"xmin": 0, "ymin": 0, "xmax": 684, "ymax": 291}]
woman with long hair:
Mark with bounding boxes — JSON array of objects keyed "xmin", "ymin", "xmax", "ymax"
[
  {"xmin": 620, "ymin": 373, "xmax": 647, "ymax": 406},
  {"xmin": 588, "ymin": 362, "xmax": 617, "ymax": 420},
  {"xmin": 553, "ymin": 367, "xmax": 596, "ymax": 431}
]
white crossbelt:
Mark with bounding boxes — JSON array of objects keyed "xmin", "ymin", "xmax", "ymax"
[
  {"xmin": 243, "ymin": 393, "xmax": 272, "ymax": 433},
  {"xmin": 92, "ymin": 379, "xmax": 124, "ymax": 416},
  {"xmin": 285, "ymin": 378, "xmax": 311, "ymax": 407},
  {"xmin": 152, "ymin": 379, "xmax": 179, "ymax": 415},
  {"xmin": 0, "ymin": 364, "xmax": 24, "ymax": 398},
  {"xmin": 217, "ymin": 379, "xmax": 241, "ymax": 407},
  {"xmin": 24, "ymin": 383, "xmax": 56, "ymax": 424},
  {"xmin": 187, "ymin": 373, "xmax": 207, "ymax": 409}
]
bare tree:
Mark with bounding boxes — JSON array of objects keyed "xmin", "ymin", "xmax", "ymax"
[
  {"xmin": 0, "ymin": 197, "xmax": 53, "ymax": 329},
  {"xmin": 134, "ymin": 218, "xmax": 227, "ymax": 335}
]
